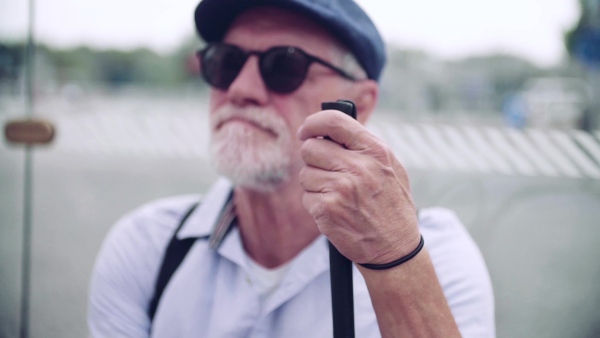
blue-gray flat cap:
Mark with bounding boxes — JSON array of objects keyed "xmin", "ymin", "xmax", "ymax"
[{"xmin": 194, "ymin": 0, "xmax": 387, "ymax": 81}]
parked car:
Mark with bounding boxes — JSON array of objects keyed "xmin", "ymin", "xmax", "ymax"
[{"xmin": 504, "ymin": 77, "xmax": 591, "ymax": 129}]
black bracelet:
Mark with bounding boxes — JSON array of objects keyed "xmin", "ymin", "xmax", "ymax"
[{"xmin": 358, "ymin": 235, "xmax": 425, "ymax": 270}]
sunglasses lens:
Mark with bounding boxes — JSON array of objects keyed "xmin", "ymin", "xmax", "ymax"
[
  {"xmin": 201, "ymin": 44, "xmax": 246, "ymax": 90},
  {"xmin": 261, "ymin": 47, "xmax": 309, "ymax": 93}
]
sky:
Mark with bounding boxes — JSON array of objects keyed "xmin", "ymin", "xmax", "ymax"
[{"xmin": 0, "ymin": 0, "xmax": 581, "ymax": 67}]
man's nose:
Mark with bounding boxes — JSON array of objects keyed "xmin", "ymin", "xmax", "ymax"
[{"xmin": 226, "ymin": 56, "xmax": 269, "ymax": 106}]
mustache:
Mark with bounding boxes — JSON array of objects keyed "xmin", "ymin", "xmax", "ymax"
[{"xmin": 211, "ymin": 105, "xmax": 286, "ymax": 136}]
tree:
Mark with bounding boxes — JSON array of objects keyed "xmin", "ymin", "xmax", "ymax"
[{"xmin": 566, "ymin": 0, "xmax": 600, "ymax": 66}]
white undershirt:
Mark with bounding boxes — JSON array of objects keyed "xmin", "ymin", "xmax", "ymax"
[{"xmin": 245, "ymin": 255, "xmax": 291, "ymax": 303}]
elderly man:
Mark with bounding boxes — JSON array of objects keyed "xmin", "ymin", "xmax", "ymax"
[{"xmin": 88, "ymin": 0, "xmax": 495, "ymax": 337}]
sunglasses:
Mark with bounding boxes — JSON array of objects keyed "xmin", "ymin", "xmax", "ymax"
[{"xmin": 197, "ymin": 43, "xmax": 358, "ymax": 94}]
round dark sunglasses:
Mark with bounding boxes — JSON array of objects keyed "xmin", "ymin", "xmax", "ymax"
[{"xmin": 197, "ymin": 43, "xmax": 358, "ymax": 94}]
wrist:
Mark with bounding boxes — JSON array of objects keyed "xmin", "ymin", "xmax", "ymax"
[{"xmin": 358, "ymin": 235, "xmax": 424, "ymax": 270}]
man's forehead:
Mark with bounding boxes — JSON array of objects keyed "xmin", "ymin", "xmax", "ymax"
[{"xmin": 224, "ymin": 7, "xmax": 340, "ymax": 49}]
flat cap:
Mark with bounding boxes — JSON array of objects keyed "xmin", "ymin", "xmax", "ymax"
[{"xmin": 194, "ymin": 0, "xmax": 386, "ymax": 81}]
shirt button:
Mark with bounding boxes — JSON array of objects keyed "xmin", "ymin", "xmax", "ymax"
[{"xmin": 245, "ymin": 275, "xmax": 253, "ymax": 285}]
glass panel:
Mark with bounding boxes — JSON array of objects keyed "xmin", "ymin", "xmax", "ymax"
[
  {"xmin": 0, "ymin": 115, "xmax": 26, "ymax": 336},
  {"xmin": 0, "ymin": 1, "xmax": 29, "ymax": 337},
  {"xmin": 23, "ymin": 2, "xmax": 214, "ymax": 337}
]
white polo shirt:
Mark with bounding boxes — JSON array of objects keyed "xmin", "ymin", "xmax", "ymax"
[{"xmin": 88, "ymin": 178, "xmax": 495, "ymax": 337}]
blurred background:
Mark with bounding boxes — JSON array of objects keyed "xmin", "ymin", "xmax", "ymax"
[{"xmin": 1, "ymin": 0, "xmax": 600, "ymax": 337}]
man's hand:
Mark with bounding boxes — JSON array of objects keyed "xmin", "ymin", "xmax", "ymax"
[
  {"xmin": 298, "ymin": 110, "xmax": 462, "ymax": 338},
  {"xmin": 297, "ymin": 109, "xmax": 421, "ymax": 265}
]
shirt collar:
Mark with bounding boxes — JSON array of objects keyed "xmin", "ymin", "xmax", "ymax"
[{"xmin": 177, "ymin": 177, "xmax": 234, "ymax": 240}]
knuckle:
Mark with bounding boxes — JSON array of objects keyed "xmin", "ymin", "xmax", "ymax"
[
  {"xmin": 356, "ymin": 129, "xmax": 373, "ymax": 144},
  {"xmin": 298, "ymin": 167, "xmax": 309, "ymax": 187},
  {"xmin": 373, "ymin": 140, "xmax": 392, "ymax": 159},
  {"xmin": 301, "ymin": 193, "xmax": 312, "ymax": 210},
  {"xmin": 323, "ymin": 119, "xmax": 339, "ymax": 135},
  {"xmin": 380, "ymin": 142, "xmax": 393, "ymax": 156},
  {"xmin": 300, "ymin": 139, "xmax": 316, "ymax": 160},
  {"xmin": 355, "ymin": 160, "xmax": 372, "ymax": 176},
  {"xmin": 332, "ymin": 173, "xmax": 355, "ymax": 196},
  {"xmin": 304, "ymin": 194, "xmax": 326, "ymax": 218},
  {"xmin": 324, "ymin": 114, "xmax": 342, "ymax": 133}
]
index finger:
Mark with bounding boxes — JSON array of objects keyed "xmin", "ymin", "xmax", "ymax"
[{"xmin": 297, "ymin": 110, "xmax": 369, "ymax": 150}]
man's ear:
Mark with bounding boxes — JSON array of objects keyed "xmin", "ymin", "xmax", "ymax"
[{"xmin": 352, "ymin": 80, "xmax": 378, "ymax": 125}]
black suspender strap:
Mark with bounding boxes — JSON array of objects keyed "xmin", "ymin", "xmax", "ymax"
[{"xmin": 148, "ymin": 202, "xmax": 200, "ymax": 321}]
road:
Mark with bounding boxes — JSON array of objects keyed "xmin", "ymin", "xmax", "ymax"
[{"xmin": 1, "ymin": 92, "xmax": 600, "ymax": 337}]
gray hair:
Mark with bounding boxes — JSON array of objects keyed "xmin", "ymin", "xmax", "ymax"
[
  {"xmin": 329, "ymin": 43, "xmax": 367, "ymax": 80},
  {"xmin": 340, "ymin": 52, "xmax": 367, "ymax": 80}
]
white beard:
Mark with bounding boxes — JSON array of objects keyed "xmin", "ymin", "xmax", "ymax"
[{"xmin": 209, "ymin": 105, "xmax": 292, "ymax": 192}]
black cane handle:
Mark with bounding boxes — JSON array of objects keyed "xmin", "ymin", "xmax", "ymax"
[
  {"xmin": 322, "ymin": 100, "xmax": 357, "ymax": 120},
  {"xmin": 321, "ymin": 100, "xmax": 356, "ymax": 338}
]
